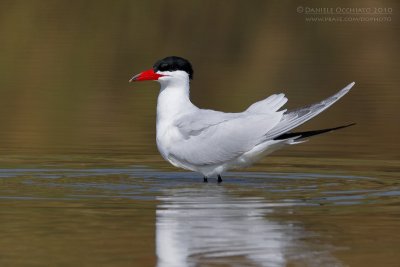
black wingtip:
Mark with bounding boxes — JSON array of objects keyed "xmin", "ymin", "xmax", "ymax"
[{"xmin": 274, "ymin": 123, "xmax": 356, "ymax": 140}]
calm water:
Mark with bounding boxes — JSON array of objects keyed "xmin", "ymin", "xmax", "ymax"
[
  {"xmin": 0, "ymin": 1, "xmax": 399, "ymax": 266},
  {"xmin": 0, "ymin": 157, "xmax": 399, "ymax": 266}
]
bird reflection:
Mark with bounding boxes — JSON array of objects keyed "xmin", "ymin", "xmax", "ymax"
[{"xmin": 156, "ymin": 186, "xmax": 342, "ymax": 267}]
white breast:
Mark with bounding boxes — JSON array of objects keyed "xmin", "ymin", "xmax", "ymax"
[{"xmin": 155, "ymin": 73, "xmax": 197, "ymax": 169}]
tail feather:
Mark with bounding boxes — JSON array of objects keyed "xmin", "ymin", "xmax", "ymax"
[
  {"xmin": 265, "ymin": 82, "xmax": 355, "ymax": 139},
  {"xmin": 273, "ymin": 123, "xmax": 356, "ymax": 140}
]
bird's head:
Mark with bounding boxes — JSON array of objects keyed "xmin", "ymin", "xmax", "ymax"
[{"xmin": 129, "ymin": 56, "xmax": 193, "ymax": 85}]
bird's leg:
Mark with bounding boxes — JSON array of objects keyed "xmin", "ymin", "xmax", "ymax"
[
  {"xmin": 203, "ymin": 177, "xmax": 208, "ymax": 183},
  {"xmin": 217, "ymin": 175, "xmax": 223, "ymax": 183}
]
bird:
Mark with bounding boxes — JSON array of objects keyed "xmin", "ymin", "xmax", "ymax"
[{"xmin": 129, "ymin": 56, "xmax": 355, "ymax": 183}]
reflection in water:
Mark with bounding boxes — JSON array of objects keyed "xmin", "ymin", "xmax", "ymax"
[
  {"xmin": 156, "ymin": 186, "xmax": 342, "ymax": 267},
  {"xmin": 0, "ymin": 167, "xmax": 398, "ymax": 266}
]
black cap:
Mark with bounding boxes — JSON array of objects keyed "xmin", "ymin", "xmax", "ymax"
[{"xmin": 153, "ymin": 56, "xmax": 194, "ymax": 80}]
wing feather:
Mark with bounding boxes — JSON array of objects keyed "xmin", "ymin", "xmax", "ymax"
[
  {"xmin": 171, "ymin": 110, "xmax": 283, "ymax": 165},
  {"xmin": 265, "ymin": 82, "xmax": 355, "ymax": 139},
  {"xmin": 166, "ymin": 82, "xmax": 354, "ymax": 167},
  {"xmin": 246, "ymin": 93, "xmax": 288, "ymax": 113}
]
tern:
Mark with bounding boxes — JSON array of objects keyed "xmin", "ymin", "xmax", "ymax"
[{"xmin": 130, "ymin": 56, "xmax": 355, "ymax": 183}]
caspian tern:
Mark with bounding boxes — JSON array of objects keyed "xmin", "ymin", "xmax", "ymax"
[{"xmin": 130, "ymin": 56, "xmax": 355, "ymax": 183}]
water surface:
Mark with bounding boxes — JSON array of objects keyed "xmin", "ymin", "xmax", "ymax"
[{"xmin": 0, "ymin": 158, "xmax": 399, "ymax": 266}]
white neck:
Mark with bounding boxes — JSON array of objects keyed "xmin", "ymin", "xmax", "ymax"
[{"xmin": 156, "ymin": 75, "xmax": 196, "ymax": 124}]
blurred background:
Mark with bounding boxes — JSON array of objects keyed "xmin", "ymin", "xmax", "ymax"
[
  {"xmin": 0, "ymin": 0, "xmax": 398, "ymax": 162},
  {"xmin": 1, "ymin": 1, "xmax": 399, "ymax": 266}
]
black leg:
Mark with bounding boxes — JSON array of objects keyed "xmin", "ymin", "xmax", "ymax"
[
  {"xmin": 217, "ymin": 175, "xmax": 223, "ymax": 183},
  {"xmin": 203, "ymin": 177, "xmax": 208, "ymax": 183}
]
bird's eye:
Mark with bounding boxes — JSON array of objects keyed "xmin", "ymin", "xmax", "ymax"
[{"xmin": 159, "ymin": 63, "xmax": 169, "ymax": 71}]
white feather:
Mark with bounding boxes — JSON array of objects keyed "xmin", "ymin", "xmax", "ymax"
[{"xmin": 154, "ymin": 71, "xmax": 354, "ymax": 177}]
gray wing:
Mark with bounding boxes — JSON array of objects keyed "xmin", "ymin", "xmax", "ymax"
[
  {"xmin": 170, "ymin": 109, "xmax": 284, "ymax": 166},
  {"xmin": 175, "ymin": 109, "xmax": 241, "ymax": 139},
  {"xmin": 168, "ymin": 82, "xmax": 353, "ymax": 166},
  {"xmin": 265, "ymin": 82, "xmax": 355, "ymax": 139}
]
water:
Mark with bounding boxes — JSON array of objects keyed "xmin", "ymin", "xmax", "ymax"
[
  {"xmin": 0, "ymin": 160, "xmax": 399, "ymax": 266},
  {"xmin": 0, "ymin": 1, "xmax": 399, "ymax": 266}
]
